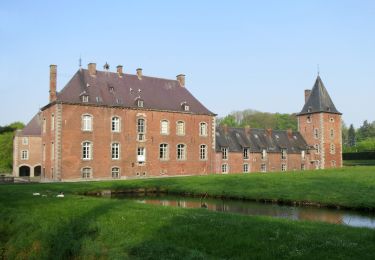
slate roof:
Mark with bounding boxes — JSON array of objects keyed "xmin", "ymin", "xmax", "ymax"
[
  {"xmin": 298, "ymin": 76, "xmax": 341, "ymax": 115},
  {"xmin": 19, "ymin": 113, "xmax": 41, "ymax": 136},
  {"xmin": 46, "ymin": 69, "xmax": 215, "ymax": 115},
  {"xmin": 216, "ymin": 127, "xmax": 309, "ymax": 154}
]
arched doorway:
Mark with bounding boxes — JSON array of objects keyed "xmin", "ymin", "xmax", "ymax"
[
  {"xmin": 34, "ymin": 166, "xmax": 41, "ymax": 177},
  {"xmin": 19, "ymin": 166, "xmax": 30, "ymax": 177}
]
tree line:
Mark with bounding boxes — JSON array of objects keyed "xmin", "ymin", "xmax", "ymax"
[
  {"xmin": 342, "ymin": 121, "xmax": 375, "ymax": 152},
  {"xmin": 0, "ymin": 122, "xmax": 24, "ymax": 173}
]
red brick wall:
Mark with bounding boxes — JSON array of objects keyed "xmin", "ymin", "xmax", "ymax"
[
  {"xmin": 298, "ymin": 113, "xmax": 342, "ymax": 169},
  {"xmin": 42, "ymin": 104, "xmax": 215, "ymax": 180},
  {"xmin": 13, "ymin": 134, "xmax": 42, "ymax": 176}
]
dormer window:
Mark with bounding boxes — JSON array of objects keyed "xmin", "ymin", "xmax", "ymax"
[
  {"xmin": 307, "ymin": 106, "xmax": 312, "ymax": 113},
  {"xmin": 82, "ymin": 95, "xmax": 89, "ymax": 103},
  {"xmin": 181, "ymin": 102, "xmax": 189, "ymax": 111},
  {"xmin": 109, "ymin": 86, "xmax": 114, "ymax": 93},
  {"xmin": 136, "ymin": 98, "xmax": 144, "ymax": 108}
]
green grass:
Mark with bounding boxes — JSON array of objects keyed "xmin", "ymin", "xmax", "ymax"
[{"xmin": 1, "ymin": 167, "xmax": 375, "ymax": 259}]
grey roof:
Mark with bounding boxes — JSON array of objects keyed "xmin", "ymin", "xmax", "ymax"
[
  {"xmin": 20, "ymin": 113, "xmax": 41, "ymax": 136},
  {"xmin": 45, "ymin": 69, "xmax": 215, "ymax": 115},
  {"xmin": 216, "ymin": 127, "xmax": 309, "ymax": 154},
  {"xmin": 298, "ymin": 76, "xmax": 341, "ymax": 115}
]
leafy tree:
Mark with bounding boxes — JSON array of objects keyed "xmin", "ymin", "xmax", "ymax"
[
  {"xmin": 357, "ymin": 120, "xmax": 375, "ymax": 141},
  {"xmin": 218, "ymin": 115, "xmax": 238, "ymax": 127},
  {"xmin": 348, "ymin": 124, "xmax": 356, "ymax": 147},
  {"xmin": 0, "ymin": 122, "xmax": 25, "ymax": 173}
]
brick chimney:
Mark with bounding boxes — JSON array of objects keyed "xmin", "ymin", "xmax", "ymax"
[
  {"xmin": 304, "ymin": 89, "xmax": 311, "ymax": 103},
  {"xmin": 49, "ymin": 65, "xmax": 57, "ymax": 102},
  {"xmin": 222, "ymin": 124, "xmax": 229, "ymax": 135},
  {"xmin": 244, "ymin": 125, "xmax": 251, "ymax": 135},
  {"xmin": 176, "ymin": 74, "xmax": 185, "ymax": 87},
  {"xmin": 88, "ymin": 63, "xmax": 96, "ymax": 76},
  {"xmin": 287, "ymin": 128, "xmax": 293, "ymax": 138},
  {"xmin": 116, "ymin": 65, "xmax": 123, "ymax": 77},
  {"xmin": 136, "ymin": 68, "xmax": 142, "ymax": 80},
  {"xmin": 266, "ymin": 128, "xmax": 272, "ymax": 136}
]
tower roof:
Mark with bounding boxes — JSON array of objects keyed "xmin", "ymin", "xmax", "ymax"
[{"xmin": 298, "ymin": 76, "xmax": 341, "ymax": 115}]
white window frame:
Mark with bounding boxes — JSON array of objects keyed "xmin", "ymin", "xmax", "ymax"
[
  {"xmin": 261, "ymin": 163, "xmax": 267, "ymax": 172},
  {"xmin": 301, "ymin": 164, "xmax": 305, "ymax": 171},
  {"xmin": 51, "ymin": 114, "xmax": 55, "ymax": 131},
  {"xmin": 82, "ymin": 141, "xmax": 92, "ymax": 160},
  {"xmin": 281, "ymin": 164, "xmax": 287, "ymax": 172},
  {"xmin": 176, "ymin": 121, "xmax": 185, "ymax": 136},
  {"xmin": 160, "ymin": 120, "xmax": 169, "ymax": 135},
  {"xmin": 315, "ymin": 144, "xmax": 320, "ymax": 154},
  {"xmin": 81, "ymin": 167, "xmax": 92, "ymax": 179},
  {"xmin": 243, "ymin": 163, "xmax": 249, "ymax": 173},
  {"xmin": 137, "ymin": 99, "xmax": 144, "ymax": 108},
  {"xmin": 111, "ymin": 116, "xmax": 120, "ymax": 132},
  {"xmin": 43, "ymin": 118, "xmax": 46, "ymax": 133},
  {"xmin": 301, "ymin": 150, "xmax": 306, "ymax": 160},
  {"xmin": 261, "ymin": 149, "xmax": 267, "ymax": 160},
  {"xmin": 281, "ymin": 149, "xmax": 287, "ymax": 160},
  {"xmin": 21, "ymin": 150, "xmax": 29, "ymax": 160},
  {"xmin": 243, "ymin": 148, "xmax": 249, "ymax": 160},
  {"xmin": 330, "ymin": 143, "xmax": 336, "ymax": 154},
  {"xmin": 111, "ymin": 167, "xmax": 120, "ymax": 179},
  {"xmin": 82, "ymin": 114, "xmax": 93, "ymax": 132},
  {"xmin": 137, "ymin": 118, "xmax": 146, "ymax": 141},
  {"xmin": 51, "ymin": 142, "xmax": 54, "ymax": 160},
  {"xmin": 221, "ymin": 163, "xmax": 228, "ymax": 174},
  {"xmin": 159, "ymin": 143, "xmax": 169, "ymax": 160},
  {"xmin": 199, "ymin": 122, "xmax": 208, "ymax": 137},
  {"xmin": 82, "ymin": 95, "xmax": 89, "ymax": 103},
  {"xmin": 200, "ymin": 144, "xmax": 207, "ymax": 160},
  {"xmin": 137, "ymin": 147, "xmax": 146, "ymax": 162},
  {"xmin": 111, "ymin": 143, "xmax": 120, "ymax": 160},
  {"xmin": 22, "ymin": 137, "xmax": 28, "ymax": 145},
  {"xmin": 177, "ymin": 144, "xmax": 186, "ymax": 160},
  {"xmin": 221, "ymin": 147, "xmax": 228, "ymax": 160}
]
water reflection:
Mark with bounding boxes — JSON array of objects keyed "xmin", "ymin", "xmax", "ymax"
[{"xmin": 115, "ymin": 194, "xmax": 375, "ymax": 229}]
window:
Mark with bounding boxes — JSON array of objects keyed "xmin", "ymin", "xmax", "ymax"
[
  {"xmin": 243, "ymin": 148, "xmax": 249, "ymax": 160},
  {"xmin": 243, "ymin": 163, "xmax": 249, "ymax": 173},
  {"xmin": 315, "ymin": 144, "xmax": 320, "ymax": 154},
  {"xmin": 200, "ymin": 144, "xmax": 207, "ymax": 160},
  {"xmin": 137, "ymin": 118, "xmax": 145, "ymax": 141},
  {"xmin": 112, "ymin": 167, "xmax": 120, "ymax": 178},
  {"xmin": 111, "ymin": 143, "xmax": 120, "ymax": 160},
  {"xmin": 82, "ymin": 115, "xmax": 92, "ymax": 131},
  {"xmin": 301, "ymin": 164, "xmax": 305, "ymax": 171},
  {"xmin": 21, "ymin": 150, "xmax": 28, "ymax": 160},
  {"xmin": 307, "ymin": 116, "xmax": 312, "ymax": 123},
  {"xmin": 43, "ymin": 144, "xmax": 46, "ymax": 161},
  {"xmin": 176, "ymin": 121, "xmax": 185, "ymax": 136},
  {"xmin": 82, "ymin": 142, "xmax": 92, "ymax": 160},
  {"xmin": 281, "ymin": 164, "xmax": 287, "ymax": 172},
  {"xmin": 301, "ymin": 150, "xmax": 306, "ymax": 160},
  {"xmin": 177, "ymin": 144, "xmax": 186, "ymax": 160},
  {"xmin": 199, "ymin": 122, "xmax": 207, "ymax": 136},
  {"xmin": 331, "ymin": 160, "xmax": 336, "ymax": 167},
  {"xmin": 111, "ymin": 117, "xmax": 120, "ymax": 132},
  {"xmin": 43, "ymin": 118, "xmax": 46, "ymax": 133},
  {"xmin": 22, "ymin": 137, "xmax": 28, "ymax": 145},
  {"xmin": 221, "ymin": 164, "xmax": 228, "ymax": 174},
  {"xmin": 183, "ymin": 104, "xmax": 189, "ymax": 111},
  {"xmin": 160, "ymin": 120, "xmax": 169, "ymax": 135},
  {"xmin": 137, "ymin": 147, "xmax": 146, "ymax": 162},
  {"xmin": 261, "ymin": 149, "xmax": 267, "ymax": 160},
  {"xmin": 51, "ymin": 142, "xmax": 54, "ymax": 160},
  {"xmin": 51, "ymin": 114, "xmax": 55, "ymax": 131},
  {"xmin": 314, "ymin": 129, "xmax": 319, "ymax": 139},
  {"xmin": 330, "ymin": 129, "xmax": 334, "ymax": 139},
  {"xmin": 221, "ymin": 147, "xmax": 228, "ymax": 160},
  {"xmin": 330, "ymin": 144, "xmax": 336, "ymax": 154},
  {"xmin": 261, "ymin": 163, "xmax": 267, "ymax": 172},
  {"xmin": 82, "ymin": 167, "xmax": 91, "ymax": 179},
  {"xmin": 137, "ymin": 99, "xmax": 144, "ymax": 108},
  {"xmin": 159, "ymin": 143, "xmax": 169, "ymax": 160},
  {"xmin": 82, "ymin": 95, "xmax": 89, "ymax": 103},
  {"xmin": 281, "ymin": 149, "xmax": 287, "ymax": 160},
  {"xmin": 330, "ymin": 117, "xmax": 335, "ymax": 123}
]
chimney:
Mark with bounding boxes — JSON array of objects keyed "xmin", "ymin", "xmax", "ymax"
[
  {"xmin": 49, "ymin": 65, "xmax": 57, "ymax": 102},
  {"xmin": 244, "ymin": 125, "xmax": 251, "ymax": 135},
  {"xmin": 176, "ymin": 74, "xmax": 185, "ymax": 87},
  {"xmin": 222, "ymin": 124, "xmax": 228, "ymax": 135},
  {"xmin": 304, "ymin": 89, "xmax": 311, "ymax": 103},
  {"xmin": 88, "ymin": 63, "xmax": 96, "ymax": 76},
  {"xmin": 116, "ymin": 65, "xmax": 123, "ymax": 77},
  {"xmin": 287, "ymin": 128, "xmax": 293, "ymax": 138},
  {"xmin": 136, "ymin": 68, "xmax": 142, "ymax": 80},
  {"xmin": 266, "ymin": 128, "xmax": 272, "ymax": 136}
]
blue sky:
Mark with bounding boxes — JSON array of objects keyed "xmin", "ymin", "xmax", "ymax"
[{"xmin": 1, "ymin": 0, "xmax": 374, "ymax": 127}]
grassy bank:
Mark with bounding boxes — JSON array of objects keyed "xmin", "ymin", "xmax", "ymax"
[{"xmin": 1, "ymin": 167, "xmax": 375, "ymax": 259}]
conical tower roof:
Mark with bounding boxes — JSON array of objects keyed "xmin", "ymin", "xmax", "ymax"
[{"xmin": 298, "ymin": 76, "xmax": 341, "ymax": 115}]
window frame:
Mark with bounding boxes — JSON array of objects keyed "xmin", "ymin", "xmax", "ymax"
[
  {"xmin": 21, "ymin": 150, "xmax": 29, "ymax": 160},
  {"xmin": 243, "ymin": 163, "xmax": 249, "ymax": 173},
  {"xmin": 281, "ymin": 164, "xmax": 287, "ymax": 172},
  {"xmin": 199, "ymin": 122, "xmax": 208, "ymax": 137},
  {"xmin": 111, "ymin": 142, "xmax": 120, "ymax": 160},
  {"xmin": 243, "ymin": 148, "xmax": 249, "ymax": 160},
  {"xmin": 111, "ymin": 116, "xmax": 121, "ymax": 133},
  {"xmin": 200, "ymin": 144, "xmax": 207, "ymax": 160},
  {"xmin": 177, "ymin": 143, "xmax": 186, "ymax": 160},
  {"xmin": 137, "ymin": 117, "xmax": 146, "ymax": 141},
  {"xmin": 111, "ymin": 167, "xmax": 120, "ymax": 179},
  {"xmin": 221, "ymin": 163, "xmax": 228, "ymax": 174},
  {"xmin": 82, "ymin": 141, "xmax": 92, "ymax": 160},
  {"xmin": 81, "ymin": 167, "xmax": 92, "ymax": 179},
  {"xmin": 22, "ymin": 137, "xmax": 29, "ymax": 145},
  {"xmin": 176, "ymin": 120, "xmax": 185, "ymax": 136},
  {"xmin": 281, "ymin": 149, "xmax": 287, "ymax": 160},
  {"xmin": 159, "ymin": 143, "xmax": 169, "ymax": 160},
  {"xmin": 221, "ymin": 147, "xmax": 228, "ymax": 160},
  {"xmin": 160, "ymin": 120, "xmax": 170, "ymax": 135},
  {"xmin": 261, "ymin": 163, "xmax": 267, "ymax": 172},
  {"xmin": 82, "ymin": 114, "xmax": 93, "ymax": 132}
]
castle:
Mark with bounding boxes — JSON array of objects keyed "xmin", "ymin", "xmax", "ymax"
[{"xmin": 13, "ymin": 63, "xmax": 342, "ymax": 181}]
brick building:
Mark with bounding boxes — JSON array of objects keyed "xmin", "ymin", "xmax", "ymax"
[{"xmin": 12, "ymin": 64, "xmax": 342, "ymax": 180}]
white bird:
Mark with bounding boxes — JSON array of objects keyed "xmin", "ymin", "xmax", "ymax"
[{"xmin": 33, "ymin": 193, "xmax": 40, "ymax": 196}]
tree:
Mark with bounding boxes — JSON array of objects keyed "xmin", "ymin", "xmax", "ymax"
[
  {"xmin": 218, "ymin": 115, "xmax": 238, "ymax": 127},
  {"xmin": 348, "ymin": 124, "xmax": 356, "ymax": 147},
  {"xmin": 357, "ymin": 120, "xmax": 375, "ymax": 141}
]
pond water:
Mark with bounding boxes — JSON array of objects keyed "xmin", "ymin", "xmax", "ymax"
[{"xmin": 113, "ymin": 194, "xmax": 375, "ymax": 229}]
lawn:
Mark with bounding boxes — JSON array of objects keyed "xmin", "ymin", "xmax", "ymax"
[{"xmin": 1, "ymin": 167, "xmax": 375, "ymax": 259}]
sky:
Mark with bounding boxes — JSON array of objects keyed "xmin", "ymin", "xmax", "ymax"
[{"xmin": 0, "ymin": 0, "xmax": 374, "ymax": 128}]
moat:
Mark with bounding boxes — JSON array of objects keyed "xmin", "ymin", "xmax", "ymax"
[{"xmin": 112, "ymin": 194, "xmax": 375, "ymax": 229}]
